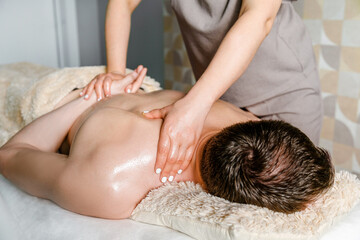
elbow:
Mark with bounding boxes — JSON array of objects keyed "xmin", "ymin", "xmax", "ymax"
[
  {"xmin": 0, "ymin": 146, "xmax": 11, "ymax": 177},
  {"xmin": 126, "ymin": 0, "xmax": 142, "ymax": 12},
  {"xmin": 0, "ymin": 149, "xmax": 4, "ymax": 176},
  {"xmin": 0, "ymin": 143, "xmax": 26, "ymax": 177},
  {"xmin": 264, "ymin": 16, "xmax": 276, "ymax": 37}
]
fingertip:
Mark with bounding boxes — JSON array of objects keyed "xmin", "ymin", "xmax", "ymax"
[
  {"xmin": 137, "ymin": 65, "xmax": 143, "ymax": 72},
  {"xmin": 161, "ymin": 176, "xmax": 167, "ymax": 183},
  {"xmin": 142, "ymin": 110, "xmax": 152, "ymax": 118}
]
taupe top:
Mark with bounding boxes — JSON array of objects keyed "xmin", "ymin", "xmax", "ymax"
[{"xmin": 171, "ymin": 0, "xmax": 319, "ymax": 107}]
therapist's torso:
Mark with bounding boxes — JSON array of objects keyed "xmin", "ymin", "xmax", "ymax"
[{"xmin": 170, "ymin": 0, "xmax": 319, "ymax": 107}]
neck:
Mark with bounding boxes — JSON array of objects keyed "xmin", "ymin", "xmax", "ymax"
[{"xmin": 190, "ymin": 130, "xmax": 219, "ymax": 188}]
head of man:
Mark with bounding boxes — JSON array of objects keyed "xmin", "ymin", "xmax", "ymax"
[{"xmin": 200, "ymin": 120, "xmax": 335, "ymax": 214}]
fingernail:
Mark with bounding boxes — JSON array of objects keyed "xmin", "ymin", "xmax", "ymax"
[
  {"xmin": 156, "ymin": 168, "xmax": 161, "ymax": 174},
  {"xmin": 168, "ymin": 176, "xmax": 174, "ymax": 182},
  {"xmin": 97, "ymin": 97, "xmax": 102, "ymax": 101},
  {"xmin": 84, "ymin": 94, "xmax": 89, "ymax": 99},
  {"xmin": 161, "ymin": 177, "xmax": 167, "ymax": 183},
  {"xmin": 126, "ymin": 88, "xmax": 131, "ymax": 93},
  {"xmin": 177, "ymin": 169, "xmax": 183, "ymax": 175},
  {"xmin": 143, "ymin": 110, "xmax": 149, "ymax": 114},
  {"xmin": 105, "ymin": 94, "xmax": 110, "ymax": 97},
  {"xmin": 79, "ymin": 92, "xmax": 84, "ymax": 96}
]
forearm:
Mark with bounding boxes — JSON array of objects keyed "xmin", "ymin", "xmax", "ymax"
[
  {"xmin": 186, "ymin": 2, "xmax": 281, "ymax": 106},
  {"xmin": 2, "ymin": 91, "xmax": 97, "ymax": 153},
  {"xmin": 106, "ymin": 0, "xmax": 141, "ymax": 74}
]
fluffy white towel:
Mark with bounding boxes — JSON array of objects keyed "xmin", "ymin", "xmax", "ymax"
[
  {"xmin": 0, "ymin": 62, "xmax": 161, "ymax": 146},
  {"xmin": 132, "ymin": 171, "xmax": 360, "ymax": 240}
]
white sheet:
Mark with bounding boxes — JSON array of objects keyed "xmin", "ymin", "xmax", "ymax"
[
  {"xmin": 1, "ymin": 174, "xmax": 360, "ymax": 240},
  {"xmin": 0, "ymin": 175, "xmax": 192, "ymax": 240}
]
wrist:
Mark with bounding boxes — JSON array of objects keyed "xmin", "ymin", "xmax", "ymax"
[
  {"xmin": 109, "ymin": 70, "xmax": 125, "ymax": 76},
  {"xmin": 184, "ymin": 88, "xmax": 216, "ymax": 109},
  {"xmin": 106, "ymin": 65, "xmax": 125, "ymax": 75},
  {"xmin": 179, "ymin": 93, "xmax": 213, "ymax": 116}
]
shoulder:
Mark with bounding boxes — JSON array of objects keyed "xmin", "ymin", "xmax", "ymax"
[{"xmin": 206, "ymin": 100, "xmax": 259, "ymax": 130}]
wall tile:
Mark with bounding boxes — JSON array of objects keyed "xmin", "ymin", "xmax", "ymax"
[
  {"xmin": 319, "ymin": 139, "xmax": 334, "ymax": 155},
  {"xmin": 321, "ymin": 46, "xmax": 341, "ymax": 70},
  {"xmin": 323, "ymin": 0, "xmax": 345, "ymax": 20},
  {"xmin": 345, "ymin": 0, "xmax": 360, "ymax": 20},
  {"xmin": 322, "ymin": 20, "xmax": 343, "ymax": 45},
  {"xmin": 304, "ymin": 0, "xmax": 323, "ymax": 19},
  {"xmin": 342, "ymin": 21, "xmax": 360, "ymax": 47},
  {"xmin": 335, "ymin": 101, "xmax": 358, "ymax": 145},
  {"xmin": 334, "ymin": 119, "xmax": 354, "ymax": 146},
  {"xmin": 338, "ymin": 96, "xmax": 358, "ymax": 122},
  {"xmin": 321, "ymin": 116, "xmax": 335, "ymax": 140},
  {"xmin": 323, "ymin": 94, "xmax": 337, "ymax": 117},
  {"xmin": 333, "ymin": 143, "xmax": 354, "ymax": 169},
  {"xmin": 320, "ymin": 70, "xmax": 338, "ymax": 94},
  {"xmin": 352, "ymin": 153, "xmax": 360, "ymax": 173},
  {"xmin": 340, "ymin": 47, "xmax": 360, "ymax": 73},
  {"xmin": 338, "ymin": 71, "xmax": 360, "ymax": 98}
]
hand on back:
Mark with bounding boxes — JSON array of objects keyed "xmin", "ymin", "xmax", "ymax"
[
  {"xmin": 143, "ymin": 98, "xmax": 210, "ymax": 184},
  {"xmin": 81, "ymin": 65, "xmax": 147, "ymax": 100}
]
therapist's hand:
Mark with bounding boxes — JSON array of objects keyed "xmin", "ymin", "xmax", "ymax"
[
  {"xmin": 143, "ymin": 98, "xmax": 211, "ymax": 183},
  {"xmin": 111, "ymin": 66, "xmax": 147, "ymax": 95},
  {"xmin": 80, "ymin": 65, "xmax": 145, "ymax": 101}
]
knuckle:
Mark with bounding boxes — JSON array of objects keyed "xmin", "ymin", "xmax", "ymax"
[
  {"xmin": 167, "ymin": 158, "xmax": 177, "ymax": 164},
  {"xmin": 184, "ymin": 158, "xmax": 191, "ymax": 164},
  {"xmin": 158, "ymin": 147, "xmax": 168, "ymax": 155}
]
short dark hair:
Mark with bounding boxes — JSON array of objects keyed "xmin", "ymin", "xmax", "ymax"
[{"xmin": 200, "ymin": 120, "xmax": 334, "ymax": 214}]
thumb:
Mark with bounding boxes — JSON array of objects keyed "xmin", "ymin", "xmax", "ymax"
[{"xmin": 142, "ymin": 106, "xmax": 170, "ymax": 119}]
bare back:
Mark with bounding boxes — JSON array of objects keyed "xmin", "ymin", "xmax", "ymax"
[{"xmin": 56, "ymin": 90, "xmax": 257, "ymax": 219}]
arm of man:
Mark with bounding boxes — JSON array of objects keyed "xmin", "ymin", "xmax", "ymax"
[
  {"xmin": 144, "ymin": 0, "xmax": 282, "ymax": 182},
  {"xmin": 0, "ymin": 70, "xmax": 145, "ymax": 201},
  {"xmin": 0, "ymin": 90, "xmax": 98, "ymax": 199}
]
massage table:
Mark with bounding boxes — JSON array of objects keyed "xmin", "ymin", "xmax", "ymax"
[
  {"xmin": 1, "ymin": 63, "xmax": 360, "ymax": 240},
  {"xmin": 1, "ymin": 175, "xmax": 360, "ymax": 240}
]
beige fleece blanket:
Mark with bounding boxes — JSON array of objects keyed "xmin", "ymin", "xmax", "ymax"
[{"xmin": 0, "ymin": 62, "xmax": 161, "ymax": 146}]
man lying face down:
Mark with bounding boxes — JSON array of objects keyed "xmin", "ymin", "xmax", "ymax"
[{"xmin": 0, "ymin": 69, "xmax": 334, "ymax": 219}]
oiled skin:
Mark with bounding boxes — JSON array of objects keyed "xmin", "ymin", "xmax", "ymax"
[{"xmin": 1, "ymin": 90, "xmax": 257, "ymax": 219}]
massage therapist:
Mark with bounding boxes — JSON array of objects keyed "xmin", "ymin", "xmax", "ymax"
[{"xmin": 81, "ymin": 0, "xmax": 322, "ymax": 183}]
